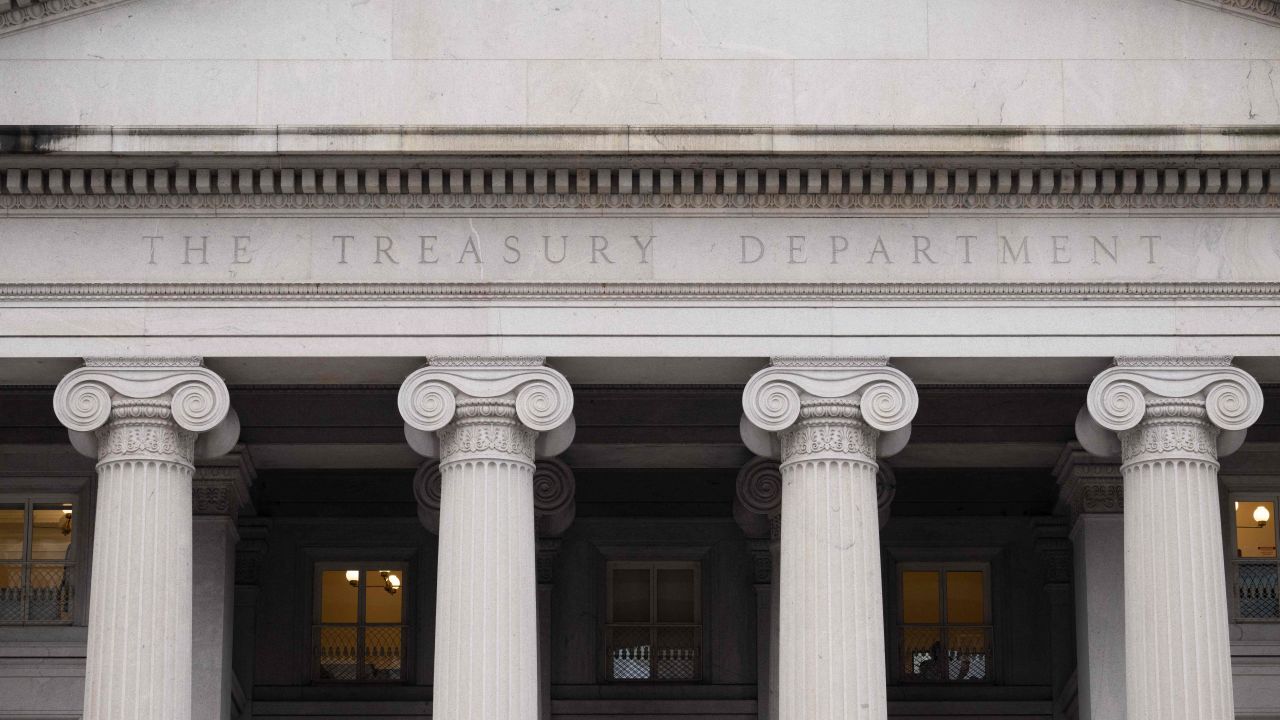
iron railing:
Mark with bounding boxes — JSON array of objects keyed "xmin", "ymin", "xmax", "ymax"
[
  {"xmin": 606, "ymin": 623, "xmax": 702, "ymax": 681},
  {"xmin": 312, "ymin": 624, "xmax": 405, "ymax": 682},
  {"xmin": 899, "ymin": 624, "xmax": 992, "ymax": 682},
  {"xmin": 0, "ymin": 562, "xmax": 75, "ymax": 624},
  {"xmin": 1236, "ymin": 561, "xmax": 1280, "ymax": 619}
]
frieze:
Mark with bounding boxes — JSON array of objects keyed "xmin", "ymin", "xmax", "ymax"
[{"xmin": 0, "ymin": 0, "xmax": 132, "ymax": 37}]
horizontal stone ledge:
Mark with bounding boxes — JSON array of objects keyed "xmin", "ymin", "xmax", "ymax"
[{"xmin": 5, "ymin": 124, "xmax": 1280, "ymax": 156}]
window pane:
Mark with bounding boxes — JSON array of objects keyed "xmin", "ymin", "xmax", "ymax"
[
  {"xmin": 364, "ymin": 570, "xmax": 404, "ymax": 624},
  {"xmin": 945, "ymin": 571, "xmax": 985, "ymax": 625},
  {"xmin": 0, "ymin": 506, "xmax": 24, "ymax": 561},
  {"xmin": 320, "ymin": 570, "xmax": 359, "ymax": 623},
  {"xmin": 612, "ymin": 568, "xmax": 651, "ymax": 623},
  {"xmin": 902, "ymin": 571, "xmax": 941, "ymax": 624},
  {"xmin": 1236, "ymin": 501, "xmax": 1277, "ymax": 559},
  {"xmin": 655, "ymin": 568, "xmax": 696, "ymax": 623},
  {"xmin": 31, "ymin": 506, "xmax": 73, "ymax": 562}
]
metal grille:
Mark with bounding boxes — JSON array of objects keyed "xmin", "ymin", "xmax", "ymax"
[
  {"xmin": 901, "ymin": 625, "xmax": 991, "ymax": 682},
  {"xmin": 313, "ymin": 625, "xmax": 404, "ymax": 682},
  {"xmin": 0, "ymin": 563, "xmax": 74, "ymax": 624},
  {"xmin": 606, "ymin": 624, "xmax": 701, "ymax": 681},
  {"xmin": 1237, "ymin": 562, "xmax": 1280, "ymax": 619}
]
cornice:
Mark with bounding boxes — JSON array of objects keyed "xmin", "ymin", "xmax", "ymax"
[
  {"xmin": 5, "ymin": 125, "xmax": 1280, "ymax": 155},
  {"xmin": 1178, "ymin": 0, "xmax": 1280, "ymax": 25},
  {"xmin": 0, "ymin": 0, "xmax": 136, "ymax": 38}
]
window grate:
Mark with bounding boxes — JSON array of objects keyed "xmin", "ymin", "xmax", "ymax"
[
  {"xmin": 606, "ymin": 624, "xmax": 701, "ymax": 681},
  {"xmin": 0, "ymin": 562, "xmax": 75, "ymax": 625},
  {"xmin": 313, "ymin": 624, "xmax": 405, "ymax": 682},
  {"xmin": 1237, "ymin": 562, "xmax": 1280, "ymax": 619},
  {"xmin": 900, "ymin": 625, "xmax": 991, "ymax": 682}
]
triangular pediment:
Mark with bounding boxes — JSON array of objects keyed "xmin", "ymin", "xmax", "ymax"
[
  {"xmin": 1178, "ymin": 0, "xmax": 1280, "ymax": 26},
  {"xmin": 0, "ymin": 0, "xmax": 137, "ymax": 38}
]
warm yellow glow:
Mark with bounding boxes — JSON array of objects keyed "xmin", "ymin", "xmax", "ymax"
[
  {"xmin": 1255, "ymin": 505, "xmax": 1272, "ymax": 525},
  {"xmin": 345, "ymin": 569, "xmax": 359, "ymax": 587},
  {"xmin": 387, "ymin": 574, "xmax": 401, "ymax": 590}
]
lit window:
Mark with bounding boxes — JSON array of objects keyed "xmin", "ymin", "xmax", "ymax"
[
  {"xmin": 1232, "ymin": 496, "xmax": 1278, "ymax": 619},
  {"xmin": 313, "ymin": 565, "xmax": 406, "ymax": 682},
  {"xmin": 898, "ymin": 565, "xmax": 991, "ymax": 682},
  {"xmin": 605, "ymin": 561, "xmax": 701, "ymax": 681},
  {"xmin": 0, "ymin": 500, "xmax": 76, "ymax": 625}
]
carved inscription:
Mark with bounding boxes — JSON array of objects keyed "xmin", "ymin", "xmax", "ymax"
[{"xmin": 3, "ymin": 216, "xmax": 1277, "ymax": 286}]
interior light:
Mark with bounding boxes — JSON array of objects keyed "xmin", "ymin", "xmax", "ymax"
[
  {"xmin": 60, "ymin": 504, "xmax": 73, "ymax": 536},
  {"xmin": 345, "ymin": 570, "xmax": 359, "ymax": 587},
  {"xmin": 379, "ymin": 570, "xmax": 400, "ymax": 595},
  {"xmin": 1254, "ymin": 505, "xmax": 1271, "ymax": 527},
  {"xmin": 1235, "ymin": 501, "xmax": 1240, "ymax": 511}
]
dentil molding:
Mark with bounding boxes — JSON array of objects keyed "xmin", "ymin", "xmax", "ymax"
[{"xmin": 2, "ymin": 163, "xmax": 1279, "ymax": 212}]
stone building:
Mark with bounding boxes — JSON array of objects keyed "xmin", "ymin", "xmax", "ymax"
[{"xmin": 1, "ymin": 1, "xmax": 1279, "ymax": 719}]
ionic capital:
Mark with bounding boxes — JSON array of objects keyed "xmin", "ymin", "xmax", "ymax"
[
  {"xmin": 1080, "ymin": 357, "xmax": 1263, "ymax": 466},
  {"xmin": 740, "ymin": 358, "xmax": 917, "ymax": 464},
  {"xmin": 399, "ymin": 357, "xmax": 576, "ymax": 463},
  {"xmin": 734, "ymin": 456, "xmax": 782, "ymax": 540},
  {"xmin": 193, "ymin": 446, "xmax": 256, "ymax": 520},
  {"xmin": 53, "ymin": 357, "xmax": 237, "ymax": 466},
  {"xmin": 414, "ymin": 457, "xmax": 576, "ymax": 536},
  {"xmin": 1053, "ymin": 443, "xmax": 1123, "ymax": 524}
]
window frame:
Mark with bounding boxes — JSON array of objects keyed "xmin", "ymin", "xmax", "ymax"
[
  {"xmin": 310, "ymin": 560, "xmax": 410, "ymax": 684},
  {"xmin": 0, "ymin": 495, "xmax": 79, "ymax": 626},
  {"xmin": 894, "ymin": 561, "xmax": 994, "ymax": 685},
  {"xmin": 603, "ymin": 559, "xmax": 703, "ymax": 683},
  {"xmin": 1227, "ymin": 492, "xmax": 1279, "ymax": 622}
]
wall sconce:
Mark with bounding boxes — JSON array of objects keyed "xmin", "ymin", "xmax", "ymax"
[
  {"xmin": 60, "ymin": 505, "xmax": 72, "ymax": 536},
  {"xmin": 380, "ymin": 570, "xmax": 400, "ymax": 595},
  {"xmin": 345, "ymin": 570, "xmax": 359, "ymax": 587}
]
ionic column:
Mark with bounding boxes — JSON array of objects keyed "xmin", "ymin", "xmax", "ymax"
[
  {"xmin": 400, "ymin": 358, "xmax": 575, "ymax": 720},
  {"xmin": 1080, "ymin": 357, "xmax": 1263, "ymax": 720},
  {"xmin": 733, "ymin": 457, "xmax": 781, "ymax": 720},
  {"xmin": 192, "ymin": 448, "xmax": 254, "ymax": 720},
  {"xmin": 1054, "ymin": 444, "xmax": 1125, "ymax": 720},
  {"xmin": 741, "ymin": 358, "xmax": 917, "ymax": 720},
  {"xmin": 53, "ymin": 358, "xmax": 238, "ymax": 720}
]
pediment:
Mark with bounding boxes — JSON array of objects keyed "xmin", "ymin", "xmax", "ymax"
[
  {"xmin": 1178, "ymin": 0, "xmax": 1280, "ymax": 26},
  {"xmin": 0, "ymin": 0, "xmax": 137, "ymax": 38}
]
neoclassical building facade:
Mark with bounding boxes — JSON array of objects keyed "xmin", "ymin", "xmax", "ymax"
[{"xmin": 2, "ymin": 2, "xmax": 1280, "ymax": 720}]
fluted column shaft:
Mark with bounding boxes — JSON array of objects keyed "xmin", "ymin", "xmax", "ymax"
[
  {"xmin": 87, "ymin": 403, "xmax": 195, "ymax": 720},
  {"xmin": 434, "ymin": 398, "xmax": 539, "ymax": 720},
  {"xmin": 1083, "ymin": 358, "xmax": 1264, "ymax": 720},
  {"xmin": 778, "ymin": 402, "xmax": 885, "ymax": 720},
  {"xmin": 1120, "ymin": 400, "xmax": 1232, "ymax": 720},
  {"xmin": 54, "ymin": 359, "xmax": 235, "ymax": 720}
]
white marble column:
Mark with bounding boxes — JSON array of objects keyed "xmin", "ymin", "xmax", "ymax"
[
  {"xmin": 734, "ymin": 456, "xmax": 781, "ymax": 720},
  {"xmin": 1081, "ymin": 357, "xmax": 1263, "ymax": 720},
  {"xmin": 192, "ymin": 448, "xmax": 254, "ymax": 720},
  {"xmin": 400, "ymin": 358, "xmax": 575, "ymax": 720},
  {"xmin": 741, "ymin": 358, "xmax": 917, "ymax": 720},
  {"xmin": 1054, "ymin": 445, "xmax": 1125, "ymax": 720},
  {"xmin": 53, "ymin": 358, "xmax": 238, "ymax": 720}
]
